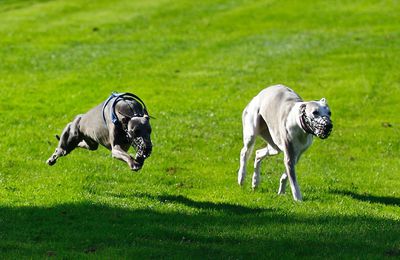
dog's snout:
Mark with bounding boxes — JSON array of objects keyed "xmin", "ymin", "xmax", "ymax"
[
  {"xmin": 131, "ymin": 163, "xmax": 142, "ymax": 171},
  {"xmin": 322, "ymin": 116, "xmax": 332, "ymax": 125}
]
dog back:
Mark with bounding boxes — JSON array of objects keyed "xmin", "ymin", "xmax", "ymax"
[{"xmin": 258, "ymin": 85, "xmax": 302, "ymax": 142}]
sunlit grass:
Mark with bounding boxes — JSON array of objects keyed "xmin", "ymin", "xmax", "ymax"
[{"xmin": 0, "ymin": 0, "xmax": 399, "ymax": 258}]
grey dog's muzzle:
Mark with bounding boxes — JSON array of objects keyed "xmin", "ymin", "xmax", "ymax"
[{"xmin": 132, "ymin": 136, "xmax": 152, "ymax": 165}]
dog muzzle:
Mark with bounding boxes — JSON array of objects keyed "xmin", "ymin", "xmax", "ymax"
[
  {"xmin": 300, "ymin": 106, "xmax": 333, "ymax": 139},
  {"xmin": 312, "ymin": 116, "xmax": 333, "ymax": 139},
  {"xmin": 132, "ymin": 137, "xmax": 152, "ymax": 161}
]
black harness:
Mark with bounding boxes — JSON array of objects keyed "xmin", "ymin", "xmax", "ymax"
[{"xmin": 102, "ymin": 92, "xmax": 147, "ymax": 128}]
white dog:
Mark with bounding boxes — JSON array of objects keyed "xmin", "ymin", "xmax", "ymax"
[{"xmin": 237, "ymin": 85, "xmax": 333, "ymax": 201}]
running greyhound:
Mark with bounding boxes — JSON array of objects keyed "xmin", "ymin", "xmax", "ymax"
[{"xmin": 46, "ymin": 92, "xmax": 152, "ymax": 171}]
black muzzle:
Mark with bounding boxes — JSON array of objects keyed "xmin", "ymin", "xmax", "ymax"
[{"xmin": 132, "ymin": 137, "xmax": 152, "ymax": 164}]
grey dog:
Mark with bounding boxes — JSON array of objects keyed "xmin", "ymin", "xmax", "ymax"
[
  {"xmin": 46, "ymin": 92, "xmax": 152, "ymax": 171},
  {"xmin": 237, "ymin": 85, "xmax": 333, "ymax": 201}
]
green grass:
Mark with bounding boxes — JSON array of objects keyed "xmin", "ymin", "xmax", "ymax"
[{"xmin": 0, "ymin": 0, "xmax": 399, "ymax": 258}]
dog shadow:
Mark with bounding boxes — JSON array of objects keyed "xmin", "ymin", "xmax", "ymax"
[
  {"xmin": 331, "ymin": 190, "xmax": 400, "ymax": 206},
  {"xmin": 2, "ymin": 200, "xmax": 399, "ymax": 258},
  {"xmin": 110, "ymin": 192, "xmax": 268, "ymax": 215},
  {"xmin": 2, "ymin": 191, "xmax": 400, "ymax": 257}
]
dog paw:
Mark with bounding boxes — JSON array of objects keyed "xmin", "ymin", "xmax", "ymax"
[
  {"xmin": 278, "ymin": 187, "xmax": 287, "ymax": 195},
  {"xmin": 237, "ymin": 173, "xmax": 245, "ymax": 186},
  {"xmin": 130, "ymin": 163, "xmax": 142, "ymax": 172},
  {"xmin": 46, "ymin": 158, "xmax": 56, "ymax": 166},
  {"xmin": 293, "ymin": 196, "xmax": 303, "ymax": 202},
  {"xmin": 252, "ymin": 177, "xmax": 260, "ymax": 190}
]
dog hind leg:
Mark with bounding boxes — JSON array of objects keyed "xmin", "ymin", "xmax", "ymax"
[
  {"xmin": 252, "ymin": 144, "xmax": 279, "ymax": 190},
  {"xmin": 238, "ymin": 106, "xmax": 258, "ymax": 186},
  {"xmin": 46, "ymin": 116, "xmax": 83, "ymax": 166},
  {"xmin": 77, "ymin": 139, "xmax": 99, "ymax": 150},
  {"xmin": 77, "ymin": 140, "xmax": 90, "ymax": 149},
  {"xmin": 278, "ymin": 173, "xmax": 288, "ymax": 195}
]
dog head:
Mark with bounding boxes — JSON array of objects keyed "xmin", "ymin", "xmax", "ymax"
[
  {"xmin": 300, "ymin": 98, "xmax": 333, "ymax": 139},
  {"xmin": 125, "ymin": 115, "xmax": 152, "ymax": 170}
]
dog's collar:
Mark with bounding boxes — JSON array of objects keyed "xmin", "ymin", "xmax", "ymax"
[
  {"xmin": 102, "ymin": 92, "xmax": 148, "ymax": 127},
  {"xmin": 299, "ymin": 104, "xmax": 315, "ymax": 135}
]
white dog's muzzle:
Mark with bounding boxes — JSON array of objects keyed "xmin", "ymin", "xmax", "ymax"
[{"xmin": 299, "ymin": 105, "xmax": 333, "ymax": 139}]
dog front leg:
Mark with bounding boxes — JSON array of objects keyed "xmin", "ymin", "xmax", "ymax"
[
  {"xmin": 283, "ymin": 150, "xmax": 302, "ymax": 201},
  {"xmin": 111, "ymin": 145, "xmax": 138, "ymax": 171}
]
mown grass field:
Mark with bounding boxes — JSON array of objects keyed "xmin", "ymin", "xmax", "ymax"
[{"xmin": 0, "ymin": 0, "xmax": 399, "ymax": 258}]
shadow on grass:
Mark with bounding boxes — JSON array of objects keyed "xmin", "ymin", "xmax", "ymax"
[
  {"xmin": 1, "ymin": 199, "xmax": 399, "ymax": 258},
  {"xmin": 331, "ymin": 189, "xmax": 400, "ymax": 206},
  {"xmin": 110, "ymin": 192, "xmax": 266, "ymax": 215}
]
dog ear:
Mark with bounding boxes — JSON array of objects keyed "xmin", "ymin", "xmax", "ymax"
[
  {"xmin": 320, "ymin": 98, "xmax": 327, "ymax": 105},
  {"xmin": 143, "ymin": 110, "xmax": 155, "ymax": 119}
]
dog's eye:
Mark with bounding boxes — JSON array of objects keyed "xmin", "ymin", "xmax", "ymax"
[{"xmin": 312, "ymin": 110, "xmax": 319, "ymax": 116}]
